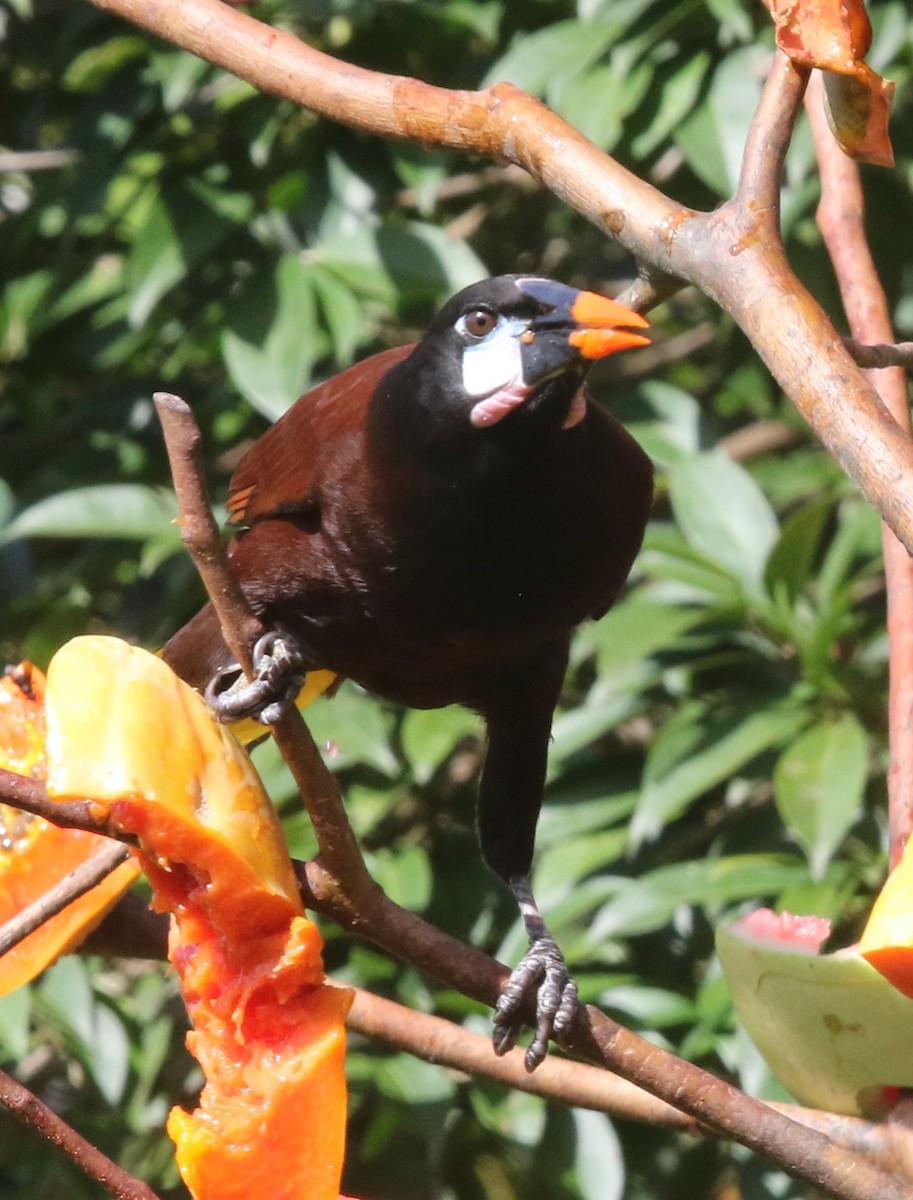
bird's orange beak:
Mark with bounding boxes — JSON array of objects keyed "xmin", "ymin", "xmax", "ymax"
[{"xmin": 566, "ymin": 291, "xmax": 651, "ymax": 360}]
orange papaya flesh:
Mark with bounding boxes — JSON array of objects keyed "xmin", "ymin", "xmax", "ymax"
[
  {"xmin": 0, "ymin": 663, "xmax": 139, "ymax": 997},
  {"xmin": 859, "ymin": 849, "xmax": 913, "ymax": 997},
  {"xmin": 44, "ymin": 637, "xmax": 351, "ymax": 1200}
]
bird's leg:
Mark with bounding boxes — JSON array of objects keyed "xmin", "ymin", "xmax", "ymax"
[
  {"xmin": 204, "ymin": 630, "xmax": 305, "ymax": 724},
  {"xmin": 492, "ymin": 874, "xmax": 579, "ymax": 1071}
]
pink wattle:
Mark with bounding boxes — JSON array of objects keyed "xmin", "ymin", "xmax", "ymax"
[{"xmin": 469, "ymin": 380, "xmax": 532, "ymax": 428}]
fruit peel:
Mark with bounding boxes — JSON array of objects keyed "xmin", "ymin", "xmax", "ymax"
[{"xmin": 718, "ymin": 910, "xmax": 913, "ymax": 1116}]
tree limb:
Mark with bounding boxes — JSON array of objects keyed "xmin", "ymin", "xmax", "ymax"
[{"xmin": 0, "ymin": 1065, "xmax": 161, "ymax": 1200}]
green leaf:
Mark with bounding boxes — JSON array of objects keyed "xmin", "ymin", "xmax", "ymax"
[
  {"xmin": 63, "ymin": 35, "xmax": 148, "ymax": 92},
  {"xmin": 2, "ymin": 485, "xmax": 180, "ymax": 544},
  {"xmin": 669, "ymin": 451, "xmax": 779, "ymax": 591},
  {"xmin": 374, "ymin": 1053, "xmax": 454, "ymax": 1104},
  {"xmin": 619, "ymin": 380, "xmax": 706, "ymax": 468},
  {"xmin": 0, "ymin": 988, "xmax": 31, "ymax": 1060},
  {"xmin": 88, "ymin": 1003, "xmax": 130, "ymax": 1105},
  {"xmin": 222, "ymin": 255, "xmax": 320, "ymax": 421},
  {"xmin": 367, "ymin": 845, "xmax": 433, "ymax": 911},
  {"xmin": 773, "ymin": 715, "xmax": 869, "ymax": 879},
  {"xmin": 309, "ymin": 266, "xmax": 372, "ymax": 367},
  {"xmin": 582, "ymin": 593, "xmax": 707, "ymax": 681},
  {"xmin": 481, "ymin": 19, "xmax": 620, "ymax": 95},
  {"xmin": 126, "ymin": 183, "xmax": 250, "ymax": 327},
  {"xmin": 0, "ymin": 478, "xmax": 13, "ymax": 528},
  {"xmin": 631, "ymin": 701, "xmax": 798, "ymax": 845},
  {"xmin": 632, "ymin": 51, "xmax": 712, "ymax": 157},
  {"xmin": 572, "ymin": 1109, "xmax": 625, "ymax": 1200},
  {"xmin": 374, "ymin": 222, "xmax": 488, "ymax": 303},
  {"xmin": 400, "ymin": 706, "xmax": 480, "ymax": 785},
  {"xmin": 0, "ymin": 271, "xmax": 55, "ymax": 360},
  {"xmin": 589, "ymin": 855, "xmax": 809, "ymax": 940},
  {"xmin": 302, "ymin": 684, "xmax": 399, "ymax": 777},
  {"xmin": 639, "ymin": 524, "xmax": 748, "ymax": 606},
  {"xmin": 675, "ymin": 47, "xmax": 764, "ymax": 195},
  {"xmin": 764, "ymin": 496, "xmax": 834, "ymax": 602},
  {"xmin": 554, "ymin": 61, "xmax": 653, "ymax": 151},
  {"xmin": 124, "ymin": 193, "xmax": 186, "ymax": 327}
]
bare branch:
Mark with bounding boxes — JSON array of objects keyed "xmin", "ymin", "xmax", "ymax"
[
  {"xmin": 0, "ymin": 1065, "xmax": 161, "ymax": 1200},
  {"xmin": 153, "ymin": 393, "xmax": 376, "ymax": 903},
  {"xmin": 737, "ymin": 53, "xmax": 810, "ymax": 214},
  {"xmin": 153, "ymin": 392, "xmax": 264, "ymax": 673},
  {"xmin": 0, "ymin": 843, "xmax": 130, "ymax": 958},
  {"xmin": 806, "ymin": 73, "xmax": 913, "ymax": 869},
  {"xmin": 846, "ymin": 338, "xmax": 913, "ymax": 371},
  {"xmin": 0, "ymin": 767, "xmax": 134, "ymax": 842}
]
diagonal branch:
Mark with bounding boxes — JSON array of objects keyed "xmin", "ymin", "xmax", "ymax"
[
  {"xmin": 0, "ymin": 1066, "xmax": 161, "ymax": 1200},
  {"xmin": 0, "ymin": 842, "xmax": 130, "ymax": 958},
  {"xmin": 153, "ymin": 393, "xmax": 376, "ymax": 905}
]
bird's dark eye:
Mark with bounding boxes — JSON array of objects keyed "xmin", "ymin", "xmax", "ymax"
[{"xmin": 461, "ymin": 309, "xmax": 497, "ymax": 338}]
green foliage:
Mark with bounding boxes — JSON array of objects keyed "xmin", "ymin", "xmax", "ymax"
[{"xmin": 2, "ymin": 1, "xmax": 913, "ymax": 1198}]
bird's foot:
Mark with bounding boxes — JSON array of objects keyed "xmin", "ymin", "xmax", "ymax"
[
  {"xmin": 492, "ymin": 931, "xmax": 579, "ymax": 1072},
  {"xmin": 204, "ymin": 631, "xmax": 305, "ymax": 724}
]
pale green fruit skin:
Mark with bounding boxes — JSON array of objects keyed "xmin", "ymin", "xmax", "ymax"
[{"xmin": 717, "ymin": 924, "xmax": 913, "ymax": 1116}]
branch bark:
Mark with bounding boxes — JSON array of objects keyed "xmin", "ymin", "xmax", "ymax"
[{"xmin": 0, "ymin": 1066, "xmax": 161, "ymax": 1200}]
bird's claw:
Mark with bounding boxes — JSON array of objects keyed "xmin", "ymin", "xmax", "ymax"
[
  {"xmin": 492, "ymin": 933, "xmax": 579, "ymax": 1071},
  {"xmin": 204, "ymin": 631, "xmax": 306, "ymax": 724}
]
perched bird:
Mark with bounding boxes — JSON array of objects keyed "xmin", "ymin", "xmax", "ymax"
[{"xmin": 163, "ymin": 275, "xmax": 654, "ymax": 1068}]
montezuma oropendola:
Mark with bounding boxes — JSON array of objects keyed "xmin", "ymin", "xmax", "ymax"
[{"xmin": 162, "ymin": 275, "xmax": 654, "ymax": 1069}]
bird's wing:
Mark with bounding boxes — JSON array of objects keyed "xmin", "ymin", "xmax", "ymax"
[{"xmin": 226, "ymin": 343, "xmax": 415, "ymax": 527}]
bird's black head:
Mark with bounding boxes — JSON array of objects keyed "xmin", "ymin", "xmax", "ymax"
[{"xmin": 375, "ymin": 275, "xmax": 649, "ymax": 447}]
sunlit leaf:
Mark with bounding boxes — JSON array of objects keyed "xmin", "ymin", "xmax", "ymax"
[
  {"xmin": 669, "ymin": 451, "xmax": 779, "ymax": 590},
  {"xmin": 1, "ymin": 485, "xmax": 180, "ymax": 545},
  {"xmin": 774, "ymin": 715, "xmax": 868, "ymax": 878},
  {"xmin": 632, "ymin": 702, "xmax": 798, "ymax": 845}
]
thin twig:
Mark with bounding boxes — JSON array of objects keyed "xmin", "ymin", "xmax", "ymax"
[
  {"xmin": 0, "ymin": 843, "xmax": 131, "ymax": 958},
  {"xmin": 845, "ymin": 338, "xmax": 913, "ymax": 371},
  {"xmin": 806, "ymin": 74, "xmax": 913, "ymax": 869},
  {"xmin": 736, "ymin": 53, "xmax": 809, "ymax": 215},
  {"xmin": 0, "ymin": 767, "xmax": 135, "ymax": 843},
  {"xmin": 153, "ymin": 393, "xmax": 376, "ymax": 903},
  {"xmin": 0, "ymin": 1065, "xmax": 161, "ymax": 1200}
]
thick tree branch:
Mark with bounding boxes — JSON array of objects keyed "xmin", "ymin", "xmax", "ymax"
[{"xmin": 805, "ymin": 74, "xmax": 913, "ymax": 868}]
